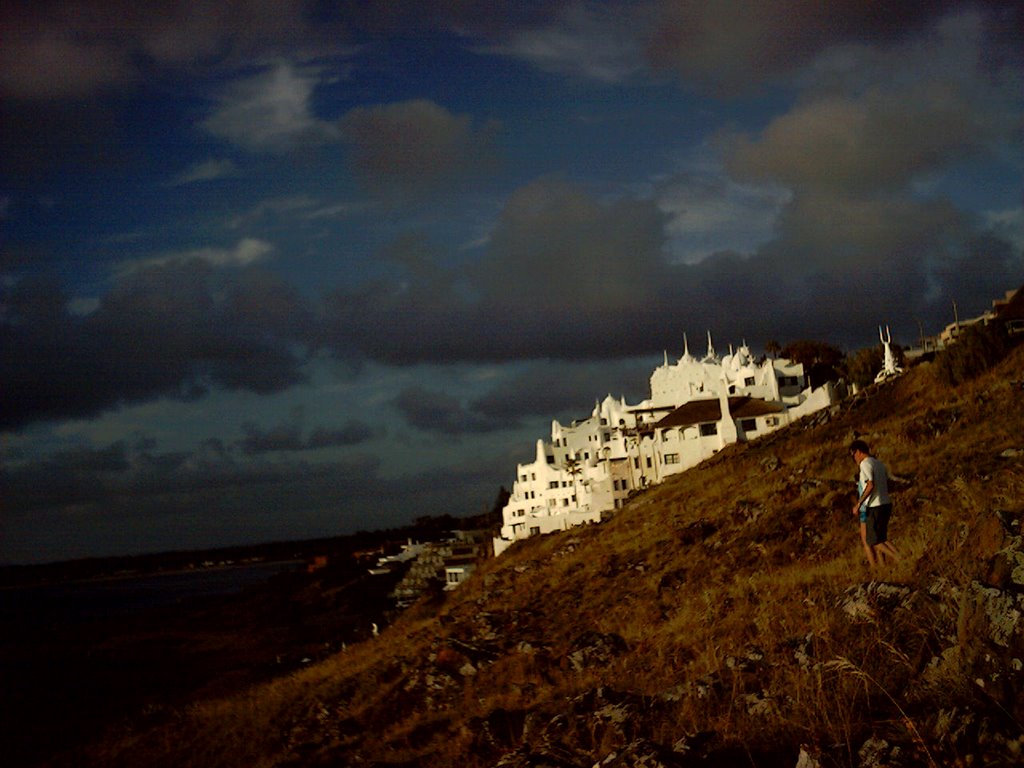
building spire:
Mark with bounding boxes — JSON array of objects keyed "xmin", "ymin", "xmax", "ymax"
[{"xmin": 706, "ymin": 330, "xmax": 716, "ymax": 360}]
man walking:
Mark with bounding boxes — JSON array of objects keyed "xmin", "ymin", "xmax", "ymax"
[{"xmin": 850, "ymin": 439, "xmax": 900, "ymax": 567}]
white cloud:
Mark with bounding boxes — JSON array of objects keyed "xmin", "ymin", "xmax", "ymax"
[
  {"xmin": 116, "ymin": 238, "xmax": 275, "ymax": 277},
  {"xmin": 203, "ymin": 62, "xmax": 339, "ymax": 152},
  {"xmin": 478, "ymin": 3, "xmax": 648, "ymax": 84},
  {"xmin": 169, "ymin": 158, "xmax": 238, "ymax": 186},
  {"xmin": 226, "ymin": 195, "xmax": 321, "ymax": 229},
  {"xmin": 657, "ymin": 172, "xmax": 790, "ymax": 264}
]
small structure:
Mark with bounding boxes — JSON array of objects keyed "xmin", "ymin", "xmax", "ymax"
[{"xmin": 874, "ymin": 325, "xmax": 903, "ymax": 383}]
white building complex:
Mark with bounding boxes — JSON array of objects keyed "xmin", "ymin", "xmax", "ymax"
[{"xmin": 493, "ymin": 334, "xmax": 843, "ymax": 556}]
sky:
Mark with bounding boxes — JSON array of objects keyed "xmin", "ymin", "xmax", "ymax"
[{"xmin": 2, "ymin": 1, "xmax": 1022, "ymax": 565}]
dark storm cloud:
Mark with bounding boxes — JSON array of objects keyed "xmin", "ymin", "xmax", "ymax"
[
  {"xmin": 323, "ymin": 174, "xmax": 1022, "ymax": 365},
  {"xmin": 1, "ymin": 434, "xmax": 506, "ymax": 563},
  {"xmin": 1, "ymin": 261, "xmax": 314, "ymax": 431},
  {"xmin": 239, "ymin": 419, "xmax": 375, "ymax": 454},
  {"xmin": 0, "ymin": 0, "xmax": 570, "ymax": 102},
  {"xmin": 339, "ymin": 100, "xmax": 502, "ymax": 195},
  {"xmin": 391, "ymin": 386, "xmax": 508, "ymax": 435},
  {"xmin": 0, "ymin": 0, "xmax": 339, "ymax": 101},
  {"xmin": 720, "ymin": 85, "xmax": 1012, "ymax": 194},
  {"xmin": 644, "ymin": 0, "xmax": 964, "ymax": 93},
  {"xmin": 2, "ymin": 435, "xmax": 379, "ymax": 514},
  {"xmin": 470, "ymin": 359, "xmax": 654, "ymax": 422}
]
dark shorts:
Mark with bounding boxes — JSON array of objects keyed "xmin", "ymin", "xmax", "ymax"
[{"xmin": 865, "ymin": 504, "xmax": 892, "ymax": 546}]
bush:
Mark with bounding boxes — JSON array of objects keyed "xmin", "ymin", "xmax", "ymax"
[{"xmin": 933, "ymin": 322, "xmax": 1010, "ymax": 386}]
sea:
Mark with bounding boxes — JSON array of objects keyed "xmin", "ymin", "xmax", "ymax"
[{"xmin": 0, "ymin": 560, "xmax": 302, "ymax": 633}]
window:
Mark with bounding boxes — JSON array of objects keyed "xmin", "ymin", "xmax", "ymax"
[
  {"xmin": 765, "ymin": 416, "xmax": 779, "ymax": 427},
  {"xmin": 547, "ymin": 455, "xmax": 555, "ymax": 463},
  {"xmin": 562, "ymin": 498, "xmax": 569, "ymax": 506},
  {"xmin": 548, "ymin": 498, "xmax": 557, "ymax": 507},
  {"xmin": 531, "ymin": 472, "xmax": 536, "ymax": 480},
  {"xmin": 745, "ymin": 376, "xmax": 755, "ymax": 386},
  {"xmin": 633, "ymin": 458, "xmax": 640, "ymax": 469},
  {"xmin": 603, "ymin": 432, "xmax": 610, "ymax": 442},
  {"xmin": 549, "ymin": 481, "xmax": 559, "ymax": 489},
  {"xmin": 740, "ymin": 418, "xmax": 756, "ymax": 432},
  {"xmin": 664, "ymin": 453, "xmax": 679, "ymax": 464},
  {"xmin": 700, "ymin": 423, "xmax": 717, "ymax": 437},
  {"xmin": 530, "ymin": 526, "xmax": 540, "ymax": 536},
  {"xmin": 646, "ymin": 457, "xmax": 653, "ymax": 468},
  {"xmin": 520, "ymin": 474, "xmax": 527, "ymax": 482}
]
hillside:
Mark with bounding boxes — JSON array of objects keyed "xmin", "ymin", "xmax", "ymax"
[{"xmin": 62, "ymin": 344, "xmax": 1024, "ymax": 768}]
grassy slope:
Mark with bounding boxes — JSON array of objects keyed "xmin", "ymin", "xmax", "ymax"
[{"xmin": 73, "ymin": 345, "xmax": 1024, "ymax": 768}]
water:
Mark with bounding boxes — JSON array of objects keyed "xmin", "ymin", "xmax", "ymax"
[{"xmin": 0, "ymin": 561, "xmax": 301, "ymax": 635}]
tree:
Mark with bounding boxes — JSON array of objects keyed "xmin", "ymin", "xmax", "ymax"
[
  {"xmin": 564, "ymin": 456, "xmax": 582, "ymax": 508},
  {"xmin": 765, "ymin": 340, "xmax": 782, "ymax": 360},
  {"xmin": 842, "ymin": 345, "xmax": 884, "ymax": 388},
  {"xmin": 781, "ymin": 340, "xmax": 845, "ymax": 387}
]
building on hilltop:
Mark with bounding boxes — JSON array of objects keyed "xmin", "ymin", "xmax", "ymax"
[{"xmin": 492, "ymin": 334, "xmax": 844, "ymax": 556}]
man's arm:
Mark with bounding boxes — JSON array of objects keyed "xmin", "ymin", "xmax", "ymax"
[{"xmin": 852, "ymin": 479, "xmax": 874, "ymax": 516}]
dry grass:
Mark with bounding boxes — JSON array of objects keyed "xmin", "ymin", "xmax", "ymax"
[{"xmin": 68, "ymin": 343, "xmax": 1024, "ymax": 768}]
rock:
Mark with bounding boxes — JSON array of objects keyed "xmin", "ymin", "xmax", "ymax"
[
  {"xmin": 592, "ymin": 738, "xmax": 689, "ymax": 767},
  {"xmin": 960, "ymin": 582, "xmax": 1024, "ymax": 650},
  {"xmin": 448, "ymin": 637, "xmax": 500, "ymax": 664},
  {"xmin": 725, "ymin": 645, "xmax": 766, "ymax": 672},
  {"xmin": 565, "ymin": 632, "xmax": 629, "ymax": 672},
  {"xmin": 838, "ymin": 582, "xmax": 914, "ymax": 622},
  {"xmin": 493, "ymin": 742, "xmax": 591, "ymax": 768},
  {"xmin": 785, "ymin": 633, "xmax": 816, "ymax": 670},
  {"xmin": 740, "ymin": 689, "xmax": 779, "ymax": 717},
  {"xmin": 795, "ymin": 745, "xmax": 822, "ymax": 768},
  {"xmin": 857, "ymin": 736, "xmax": 895, "ymax": 767}
]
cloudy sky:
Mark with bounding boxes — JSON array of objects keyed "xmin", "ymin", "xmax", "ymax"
[{"xmin": 2, "ymin": 1, "xmax": 1022, "ymax": 564}]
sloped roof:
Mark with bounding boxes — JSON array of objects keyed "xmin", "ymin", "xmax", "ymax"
[{"xmin": 653, "ymin": 396, "xmax": 785, "ymax": 429}]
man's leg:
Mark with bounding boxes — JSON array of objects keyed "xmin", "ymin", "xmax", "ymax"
[
  {"xmin": 876, "ymin": 541, "xmax": 900, "ymax": 561},
  {"xmin": 860, "ymin": 522, "xmax": 876, "ymax": 567}
]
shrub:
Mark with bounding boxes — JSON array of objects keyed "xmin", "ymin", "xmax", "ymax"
[{"xmin": 933, "ymin": 322, "xmax": 1010, "ymax": 386}]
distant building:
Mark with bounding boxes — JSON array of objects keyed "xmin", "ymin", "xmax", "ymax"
[
  {"xmin": 993, "ymin": 284, "xmax": 1024, "ymax": 337},
  {"xmin": 493, "ymin": 335, "xmax": 843, "ymax": 556},
  {"xmin": 385, "ymin": 530, "xmax": 490, "ymax": 601}
]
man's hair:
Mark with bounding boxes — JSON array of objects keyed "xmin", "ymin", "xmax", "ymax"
[{"xmin": 849, "ymin": 439, "xmax": 870, "ymax": 455}]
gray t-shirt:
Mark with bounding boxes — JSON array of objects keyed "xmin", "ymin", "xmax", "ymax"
[{"xmin": 858, "ymin": 456, "xmax": 890, "ymax": 507}]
